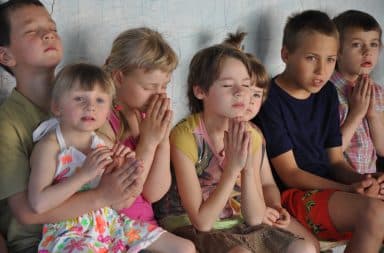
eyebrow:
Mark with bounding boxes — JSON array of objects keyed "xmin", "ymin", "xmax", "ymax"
[
  {"xmin": 217, "ymin": 77, "xmax": 251, "ymax": 81},
  {"xmin": 22, "ymin": 17, "xmax": 56, "ymax": 26}
]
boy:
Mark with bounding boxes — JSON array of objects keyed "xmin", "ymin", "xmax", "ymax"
[
  {"xmin": 255, "ymin": 10, "xmax": 384, "ymax": 253},
  {"xmin": 330, "ymin": 10, "xmax": 384, "ymax": 174},
  {"xmin": 0, "ymin": 1, "xmax": 141, "ymax": 252}
]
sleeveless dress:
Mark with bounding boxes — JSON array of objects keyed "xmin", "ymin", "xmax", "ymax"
[
  {"xmin": 33, "ymin": 118, "xmax": 165, "ymax": 253},
  {"xmin": 108, "ymin": 111, "xmax": 157, "ymax": 225}
]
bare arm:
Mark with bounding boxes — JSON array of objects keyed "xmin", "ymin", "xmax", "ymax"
[
  {"xmin": 135, "ymin": 94, "xmax": 172, "ymax": 201},
  {"xmin": 260, "ymin": 146, "xmax": 282, "ymax": 209},
  {"xmin": 366, "ymin": 84, "xmax": 384, "ymax": 156},
  {"xmin": 142, "ymin": 139, "xmax": 171, "ymax": 202},
  {"xmin": 10, "ymin": 158, "xmax": 143, "ymax": 225},
  {"xmin": 327, "ymin": 146, "xmax": 365, "ymax": 184},
  {"xmin": 270, "ymin": 150, "xmax": 351, "ymax": 192},
  {"xmin": 240, "ymin": 135, "xmax": 266, "ymax": 226},
  {"xmin": 340, "ymin": 75, "xmax": 371, "ymax": 151},
  {"xmin": 28, "ymin": 136, "xmax": 113, "ymax": 214}
]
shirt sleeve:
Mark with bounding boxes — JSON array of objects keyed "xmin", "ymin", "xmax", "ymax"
[
  {"xmin": 0, "ymin": 120, "xmax": 30, "ymax": 200},
  {"xmin": 374, "ymin": 83, "xmax": 384, "ymax": 112},
  {"xmin": 324, "ymin": 84, "xmax": 342, "ymax": 148},
  {"xmin": 170, "ymin": 122, "xmax": 198, "ymax": 164},
  {"xmin": 255, "ymin": 95, "xmax": 293, "ymax": 159}
]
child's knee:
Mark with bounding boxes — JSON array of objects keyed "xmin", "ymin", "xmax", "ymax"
[
  {"xmin": 365, "ymin": 198, "xmax": 384, "ymax": 227},
  {"xmin": 287, "ymin": 239, "xmax": 317, "ymax": 253},
  {"xmin": 174, "ymin": 237, "xmax": 195, "ymax": 253}
]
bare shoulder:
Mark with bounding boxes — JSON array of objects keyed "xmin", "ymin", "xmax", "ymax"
[
  {"xmin": 97, "ymin": 122, "xmax": 116, "ymax": 143},
  {"xmin": 31, "ymin": 131, "xmax": 60, "ymax": 159}
]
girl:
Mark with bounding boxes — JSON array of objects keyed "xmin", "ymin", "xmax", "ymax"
[
  {"xmin": 225, "ymin": 31, "xmax": 320, "ymax": 252},
  {"xmin": 102, "ymin": 27, "xmax": 195, "ymax": 251},
  {"xmin": 28, "ymin": 63, "xmax": 189, "ymax": 253},
  {"xmin": 154, "ymin": 44, "xmax": 316, "ymax": 253}
]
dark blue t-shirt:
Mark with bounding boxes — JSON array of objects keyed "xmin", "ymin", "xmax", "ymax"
[{"xmin": 254, "ymin": 78, "xmax": 342, "ymax": 188}]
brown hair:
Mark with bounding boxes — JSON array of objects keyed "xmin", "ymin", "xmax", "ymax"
[
  {"xmin": 52, "ymin": 63, "xmax": 115, "ymax": 104},
  {"xmin": 283, "ymin": 10, "xmax": 339, "ymax": 52},
  {"xmin": 187, "ymin": 44, "xmax": 251, "ymax": 113},
  {"xmin": 222, "ymin": 31, "xmax": 269, "ymax": 101},
  {"xmin": 0, "ymin": 0, "xmax": 44, "ymax": 75},
  {"xmin": 333, "ymin": 10, "xmax": 382, "ymax": 50}
]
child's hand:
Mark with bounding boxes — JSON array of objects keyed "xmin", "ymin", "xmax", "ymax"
[
  {"xmin": 223, "ymin": 119, "xmax": 250, "ymax": 175},
  {"xmin": 137, "ymin": 94, "xmax": 172, "ymax": 146},
  {"xmin": 262, "ymin": 207, "xmax": 280, "ymax": 226},
  {"xmin": 273, "ymin": 207, "xmax": 291, "ymax": 228},
  {"xmin": 366, "ymin": 80, "xmax": 378, "ymax": 119},
  {"xmin": 79, "ymin": 147, "xmax": 113, "ymax": 180},
  {"xmin": 104, "ymin": 144, "xmax": 135, "ymax": 174},
  {"xmin": 97, "ymin": 158, "xmax": 144, "ymax": 207},
  {"xmin": 348, "ymin": 74, "xmax": 372, "ymax": 120},
  {"xmin": 352, "ymin": 174, "xmax": 384, "ymax": 200}
]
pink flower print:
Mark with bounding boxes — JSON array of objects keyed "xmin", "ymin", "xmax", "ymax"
[
  {"xmin": 69, "ymin": 225, "xmax": 83, "ymax": 234},
  {"xmin": 97, "ymin": 234, "xmax": 112, "ymax": 244},
  {"xmin": 64, "ymin": 238, "xmax": 88, "ymax": 253},
  {"xmin": 112, "ymin": 239, "xmax": 126, "ymax": 253},
  {"xmin": 38, "ymin": 250, "xmax": 49, "ymax": 253},
  {"xmin": 60, "ymin": 154, "xmax": 73, "ymax": 165},
  {"xmin": 53, "ymin": 167, "xmax": 70, "ymax": 184}
]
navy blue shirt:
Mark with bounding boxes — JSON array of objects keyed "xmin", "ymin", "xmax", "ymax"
[{"xmin": 254, "ymin": 78, "xmax": 342, "ymax": 188}]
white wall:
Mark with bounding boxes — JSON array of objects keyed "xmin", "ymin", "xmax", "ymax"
[{"xmin": 1, "ymin": 0, "xmax": 383, "ymax": 122}]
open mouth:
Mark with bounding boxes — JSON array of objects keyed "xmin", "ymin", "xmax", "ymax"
[
  {"xmin": 81, "ymin": 116, "xmax": 95, "ymax": 121},
  {"xmin": 361, "ymin": 62, "xmax": 372, "ymax": 68}
]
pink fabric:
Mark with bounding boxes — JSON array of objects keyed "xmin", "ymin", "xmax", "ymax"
[{"xmin": 108, "ymin": 110, "xmax": 157, "ymax": 225}]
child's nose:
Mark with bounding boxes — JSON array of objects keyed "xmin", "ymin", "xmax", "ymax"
[
  {"xmin": 314, "ymin": 61, "xmax": 325, "ymax": 75},
  {"xmin": 362, "ymin": 45, "xmax": 371, "ymax": 56},
  {"xmin": 43, "ymin": 31, "xmax": 55, "ymax": 41},
  {"xmin": 85, "ymin": 101, "xmax": 95, "ymax": 111}
]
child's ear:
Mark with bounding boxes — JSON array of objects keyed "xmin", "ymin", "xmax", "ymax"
[
  {"xmin": 281, "ymin": 46, "xmax": 289, "ymax": 63},
  {"xmin": 51, "ymin": 100, "xmax": 61, "ymax": 117},
  {"xmin": 193, "ymin": 85, "xmax": 206, "ymax": 100},
  {"xmin": 112, "ymin": 70, "xmax": 124, "ymax": 89},
  {"xmin": 0, "ymin": 47, "xmax": 16, "ymax": 67}
]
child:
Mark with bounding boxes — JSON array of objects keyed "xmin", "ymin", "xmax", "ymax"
[
  {"xmin": 154, "ymin": 44, "xmax": 315, "ymax": 253},
  {"xmin": 102, "ymin": 27, "xmax": 195, "ymax": 252},
  {"xmin": 29, "ymin": 63, "xmax": 183, "ymax": 252},
  {"xmin": 254, "ymin": 10, "xmax": 384, "ymax": 253},
  {"xmin": 330, "ymin": 10, "xmax": 384, "ymax": 174},
  {"xmin": 0, "ymin": 2, "xmax": 142, "ymax": 252},
  {"xmin": 225, "ymin": 31, "xmax": 320, "ymax": 252}
]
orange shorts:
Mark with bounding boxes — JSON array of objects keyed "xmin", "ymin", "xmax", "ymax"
[{"xmin": 281, "ymin": 189, "xmax": 352, "ymax": 241}]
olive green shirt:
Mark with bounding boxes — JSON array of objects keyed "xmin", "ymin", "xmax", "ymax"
[{"xmin": 0, "ymin": 89, "xmax": 49, "ymax": 253}]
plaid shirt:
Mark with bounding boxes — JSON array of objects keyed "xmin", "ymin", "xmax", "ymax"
[{"xmin": 330, "ymin": 71, "xmax": 384, "ymax": 174}]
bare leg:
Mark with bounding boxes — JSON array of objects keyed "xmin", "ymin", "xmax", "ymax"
[
  {"xmin": 328, "ymin": 191, "xmax": 384, "ymax": 253},
  {"xmin": 286, "ymin": 239, "xmax": 316, "ymax": 253},
  {"xmin": 145, "ymin": 231, "xmax": 196, "ymax": 253},
  {"xmin": 286, "ymin": 218, "xmax": 320, "ymax": 253}
]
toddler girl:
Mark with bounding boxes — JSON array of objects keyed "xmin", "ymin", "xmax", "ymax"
[{"xmin": 28, "ymin": 63, "xmax": 175, "ymax": 253}]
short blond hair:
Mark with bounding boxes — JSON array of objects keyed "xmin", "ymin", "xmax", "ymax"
[
  {"xmin": 52, "ymin": 63, "xmax": 115, "ymax": 103},
  {"xmin": 104, "ymin": 27, "xmax": 178, "ymax": 74}
]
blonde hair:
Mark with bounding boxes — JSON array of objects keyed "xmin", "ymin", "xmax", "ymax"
[
  {"xmin": 103, "ymin": 27, "xmax": 178, "ymax": 141},
  {"xmin": 222, "ymin": 31, "xmax": 270, "ymax": 101},
  {"xmin": 104, "ymin": 27, "xmax": 178, "ymax": 74},
  {"xmin": 52, "ymin": 63, "xmax": 115, "ymax": 103}
]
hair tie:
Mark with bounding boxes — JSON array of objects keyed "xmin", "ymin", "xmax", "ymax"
[{"xmin": 114, "ymin": 104, "xmax": 123, "ymax": 111}]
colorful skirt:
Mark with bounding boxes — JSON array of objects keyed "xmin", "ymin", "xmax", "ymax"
[{"xmin": 38, "ymin": 207, "xmax": 165, "ymax": 253}]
